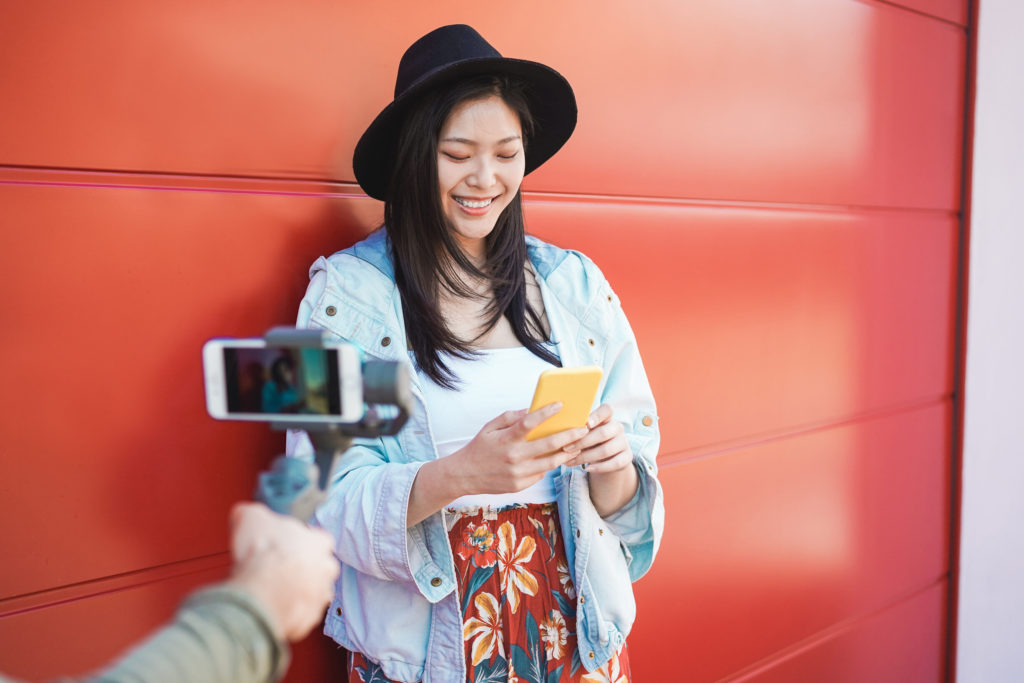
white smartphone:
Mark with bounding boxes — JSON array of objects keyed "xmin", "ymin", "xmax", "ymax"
[{"xmin": 202, "ymin": 338, "xmax": 364, "ymax": 423}]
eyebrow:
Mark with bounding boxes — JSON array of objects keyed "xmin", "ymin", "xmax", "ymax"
[{"xmin": 440, "ymin": 135, "xmax": 522, "ymax": 145}]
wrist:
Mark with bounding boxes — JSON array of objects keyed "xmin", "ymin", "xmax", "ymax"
[
  {"xmin": 423, "ymin": 453, "xmax": 469, "ymax": 501},
  {"xmin": 221, "ymin": 576, "xmax": 286, "ymax": 641},
  {"xmin": 407, "ymin": 455, "xmax": 469, "ymax": 527},
  {"xmin": 587, "ymin": 463, "xmax": 639, "ymax": 517}
]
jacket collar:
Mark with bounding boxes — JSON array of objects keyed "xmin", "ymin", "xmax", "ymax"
[
  {"xmin": 333, "ymin": 227, "xmax": 573, "ymax": 283},
  {"xmin": 314, "ymin": 228, "xmax": 577, "ymax": 361}
]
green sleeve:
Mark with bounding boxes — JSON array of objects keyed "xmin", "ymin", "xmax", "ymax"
[{"xmin": 84, "ymin": 584, "xmax": 290, "ymax": 683}]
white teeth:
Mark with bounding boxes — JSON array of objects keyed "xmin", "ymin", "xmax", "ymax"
[{"xmin": 454, "ymin": 197, "xmax": 493, "ymax": 209}]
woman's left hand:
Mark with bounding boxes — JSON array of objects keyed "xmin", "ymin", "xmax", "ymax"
[
  {"xmin": 567, "ymin": 404, "xmax": 640, "ymax": 516},
  {"xmin": 565, "ymin": 403, "xmax": 634, "ymax": 474}
]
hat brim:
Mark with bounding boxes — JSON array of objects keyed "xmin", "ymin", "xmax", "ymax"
[{"xmin": 353, "ymin": 57, "xmax": 577, "ymax": 201}]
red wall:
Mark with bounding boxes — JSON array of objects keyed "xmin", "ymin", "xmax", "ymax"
[{"xmin": 0, "ymin": 1, "xmax": 968, "ymax": 680}]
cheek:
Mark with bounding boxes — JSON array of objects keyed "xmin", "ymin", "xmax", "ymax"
[
  {"xmin": 436, "ymin": 160, "xmax": 458, "ymax": 194},
  {"xmin": 505, "ymin": 166, "xmax": 526, "ymax": 195}
]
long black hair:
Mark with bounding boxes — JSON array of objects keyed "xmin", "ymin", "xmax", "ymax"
[{"xmin": 384, "ymin": 74, "xmax": 559, "ymax": 388}]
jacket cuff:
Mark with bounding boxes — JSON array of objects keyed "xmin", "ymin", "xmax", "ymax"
[
  {"xmin": 372, "ymin": 461, "xmax": 457, "ymax": 602},
  {"xmin": 600, "ymin": 460, "xmax": 655, "ymax": 547}
]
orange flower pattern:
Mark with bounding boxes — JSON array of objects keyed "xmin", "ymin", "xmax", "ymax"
[
  {"xmin": 496, "ymin": 520, "xmax": 539, "ymax": 614},
  {"xmin": 347, "ymin": 503, "xmax": 631, "ymax": 682},
  {"xmin": 464, "ymin": 591, "xmax": 504, "ymax": 666},
  {"xmin": 581, "ymin": 648, "xmax": 629, "ymax": 683}
]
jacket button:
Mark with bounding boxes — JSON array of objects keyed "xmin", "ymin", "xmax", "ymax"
[
  {"xmin": 335, "ymin": 607, "xmax": 342, "ymax": 616},
  {"xmin": 576, "ymin": 529, "xmax": 581, "ymax": 538},
  {"xmin": 642, "ymin": 415, "xmax": 654, "ymax": 427},
  {"xmin": 325, "ymin": 305, "xmax": 337, "ymax": 316},
  {"xmin": 381, "ymin": 336, "xmax": 392, "ymax": 347},
  {"xmin": 598, "ymin": 528, "xmax": 604, "ymax": 536},
  {"xmin": 588, "ymin": 338, "xmax": 595, "ymax": 346},
  {"xmin": 579, "ymin": 596, "xmax": 585, "ymax": 605},
  {"xmin": 430, "ymin": 577, "xmax": 442, "ymax": 587},
  {"xmin": 607, "ymin": 295, "xmax": 613, "ymax": 302},
  {"xmin": 588, "ymin": 651, "xmax": 595, "ymax": 659}
]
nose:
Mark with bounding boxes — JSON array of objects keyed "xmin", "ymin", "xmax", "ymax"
[{"xmin": 468, "ymin": 156, "xmax": 497, "ymax": 189}]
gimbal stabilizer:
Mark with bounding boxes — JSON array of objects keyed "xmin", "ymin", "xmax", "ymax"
[{"xmin": 255, "ymin": 327, "xmax": 413, "ymax": 521}]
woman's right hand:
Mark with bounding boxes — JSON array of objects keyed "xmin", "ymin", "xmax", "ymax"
[
  {"xmin": 450, "ymin": 402, "xmax": 589, "ymax": 495},
  {"xmin": 406, "ymin": 402, "xmax": 587, "ymax": 526}
]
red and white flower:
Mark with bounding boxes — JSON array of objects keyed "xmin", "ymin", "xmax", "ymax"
[
  {"xmin": 540, "ymin": 610, "xmax": 568, "ymax": 660},
  {"xmin": 556, "ymin": 559, "xmax": 576, "ymax": 600},
  {"xmin": 459, "ymin": 522, "xmax": 498, "ymax": 568}
]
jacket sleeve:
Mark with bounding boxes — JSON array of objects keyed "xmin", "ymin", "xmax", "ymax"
[
  {"xmin": 286, "ymin": 267, "xmax": 455, "ymax": 602},
  {"xmin": 287, "ymin": 428, "xmax": 443, "ymax": 591},
  {"xmin": 84, "ymin": 585, "xmax": 289, "ymax": 683},
  {"xmin": 587, "ymin": 260, "xmax": 665, "ymax": 582}
]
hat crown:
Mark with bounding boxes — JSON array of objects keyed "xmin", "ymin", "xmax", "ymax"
[{"xmin": 395, "ymin": 24, "xmax": 502, "ymax": 98}]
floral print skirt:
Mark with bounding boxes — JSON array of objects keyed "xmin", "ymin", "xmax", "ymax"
[{"xmin": 348, "ymin": 502, "xmax": 630, "ymax": 683}]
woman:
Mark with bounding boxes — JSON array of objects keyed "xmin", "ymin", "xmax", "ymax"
[
  {"xmin": 289, "ymin": 24, "xmax": 663, "ymax": 683},
  {"xmin": 262, "ymin": 355, "xmax": 300, "ymax": 414}
]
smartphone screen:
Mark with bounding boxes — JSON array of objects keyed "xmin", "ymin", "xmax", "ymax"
[{"xmin": 222, "ymin": 346, "xmax": 342, "ymax": 416}]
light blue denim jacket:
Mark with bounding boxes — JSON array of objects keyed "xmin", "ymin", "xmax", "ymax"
[{"xmin": 287, "ymin": 229, "xmax": 664, "ymax": 683}]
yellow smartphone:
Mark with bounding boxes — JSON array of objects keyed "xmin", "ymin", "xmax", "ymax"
[{"xmin": 525, "ymin": 366, "xmax": 603, "ymax": 441}]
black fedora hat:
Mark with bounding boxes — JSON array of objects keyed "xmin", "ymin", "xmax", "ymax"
[{"xmin": 352, "ymin": 24, "xmax": 577, "ymax": 201}]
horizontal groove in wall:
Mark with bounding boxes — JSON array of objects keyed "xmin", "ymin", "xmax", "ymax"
[
  {"xmin": 0, "ymin": 400, "xmax": 948, "ymax": 613},
  {"xmin": 859, "ymin": 0, "xmax": 967, "ymax": 28},
  {"xmin": 525, "ymin": 190, "xmax": 958, "ymax": 218},
  {"xmin": 721, "ymin": 573, "xmax": 948, "ymax": 682},
  {"xmin": 0, "ymin": 165, "xmax": 356, "ymax": 200},
  {"xmin": 0, "ymin": 164, "xmax": 959, "ymax": 218},
  {"xmin": 0, "ymin": 552, "xmax": 231, "ymax": 619},
  {"xmin": 657, "ymin": 394, "xmax": 951, "ymax": 469}
]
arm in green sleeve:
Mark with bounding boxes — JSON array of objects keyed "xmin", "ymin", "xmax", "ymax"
[{"xmin": 85, "ymin": 584, "xmax": 290, "ymax": 683}]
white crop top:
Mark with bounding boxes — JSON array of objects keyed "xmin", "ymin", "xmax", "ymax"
[{"xmin": 417, "ymin": 346, "xmax": 558, "ymax": 508}]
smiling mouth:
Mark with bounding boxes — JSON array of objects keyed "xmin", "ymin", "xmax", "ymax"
[{"xmin": 453, "ymin": 196, "xmax": 496, "ymax": 209}]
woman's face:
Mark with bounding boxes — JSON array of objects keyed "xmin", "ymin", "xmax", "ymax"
[
  {"xmin": 437, "ymin": 95, "xmax": 526, "ymax": 260},
  {"xmin": 274, "ymin": 360, "xmax": 294, "ymax": 385}
]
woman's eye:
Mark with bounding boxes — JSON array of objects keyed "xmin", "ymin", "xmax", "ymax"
[
  {"xmin": 498, "ymin": 151, "xmax": 520, "ymax": 160},
  {"xmin": 442, "ymin": 152, "xmax": 469, "ymax": 161}
]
